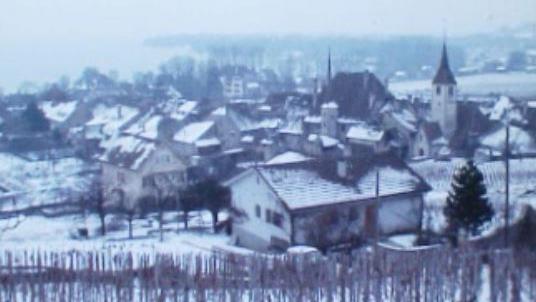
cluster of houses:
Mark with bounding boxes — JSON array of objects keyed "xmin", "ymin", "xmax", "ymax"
[{"xmin": 1, "ymin": 43, "xmax": 535, "ymax": 252}]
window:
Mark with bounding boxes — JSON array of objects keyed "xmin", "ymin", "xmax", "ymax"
[
  {"xmin": 265, "ymin": 209, "xmax": 272, "ymax": 223},
  {"xmin": 255, "ymin": 205, "xmax": 261, "ymax": 218},
  {"xmin": 272, "ymin": 212, "xmax": 284, "ymax": 227},
  {"xmin": 436, "ymin": 86, "xmax": 441, "ymax": 95},
  {"xmin": 448, "ymin": 86, "xmax": 454, "ymax": 97}
]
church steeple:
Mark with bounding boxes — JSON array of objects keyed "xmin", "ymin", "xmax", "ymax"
[
  {"xmin": 430, "ymin": 42, "xmax": 458, "ymax": 139},
  {"xmin": 432, "ymin": 42, "xmax": 456, "ymax": 85},
  {"xmin": 327, "ymin": 48, "xmax": 332, "ymax": 86}
]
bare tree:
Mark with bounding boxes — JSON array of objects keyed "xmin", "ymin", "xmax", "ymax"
[
  {"xmin": 145, "ymin": 173, "xmax": 179, "ymax": 242},
  {"xmin": 87, "ymin": 177, "xmax": 107, "ymax": 236}
]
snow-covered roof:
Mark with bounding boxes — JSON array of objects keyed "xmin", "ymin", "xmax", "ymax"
[
  {"xmin": 347, "ymin": 125, "xmax": 384, "ymax": 142},
  {"xmin": 256, "ymin": 161, "xmax": 423, "ymax": 210},
  {"xmin": 86, "ymin": 104, "xmax": 139, "ymax": 137},
  {"xmin": 172, "ymin": 101, "xmax": 197, "ymax": 121},
  {"xmin": 265, "ymin": 151, "xmax": 311, "ymax": 166},
  {"xmin": 195, "ymin": 138, "xmax": 221, "ymax": 148},
  {"xmin": 527, "ymin": 101, "xmax": 536, "ymax": 109},
  {"xmin": 304, "ymin": 116, "xmax": 321, "ymax": 124},
  {"xmin": 124, "ymin": 112, "xmax": 162, "ymax": 140},
  {"xmin": 211, "ymin": 106, "xmax": 227, "ymax": 116},
  {"xmin": 321, "ymin": 101, "xmax": 338, "ymax": 109},
  {"xmin": 258, "ymin": 118, "xmax": 281, "ymax": 129},
  {"xmin": 480, "ymin": 124, "xmax": 536, "ymax": 153},
  {"xmin": 41, "ymin": 100, "xmax": 78, "ymax": 123},
  {"xmin": 308, "ymin": 134, "xmax": 339, "ymax": 148},
  {"xmin": 279, "ymin": 120, "xmax": 303, "ymax": 135},
  {"xmin": 258, "ymin": 105, "xmax": 271, "ymax": 112},
  {"xmin": 490, "ymin": 96, "xmax": 513, "ymax": 121},
  {"xmin": 259, "ymin": 167, "xmax": 362, "ymax": 210},
  {"xmin": 99, "ymin": 135, "xmax": 156, "ymax": 170},
  {"xmin": 173, "ymin": 121, "xmax": 214, "ymax": 144},
  {"xmin": 241, "ymin": 135, "xmax": 254, "ymax": 143},
  {"xmin": 390, "ymin": 110, "xmax": 417, "ymax": 132}
]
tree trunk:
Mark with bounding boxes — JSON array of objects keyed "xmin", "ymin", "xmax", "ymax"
[
  {"xmin": 211, "ymin": 211, "xmax": 218, "ymax": 233},
  {"xmin": 99, "ymin": 212, "xmax": 106, "ymax": 236},
  {"xmin": 159, "ymin": 207, "xmax": 164, "ymax": 242},
  {"xmin": 183, "ymin": 210, "xmax": 189, "ymax": 230},
  {"xmin": 128, "ymin": 214, "xmax": 133, "ymax": 239}
]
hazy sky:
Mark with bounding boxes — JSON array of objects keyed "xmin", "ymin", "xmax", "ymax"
[
  {"xmin": 1, "ymin": 0, "xmax": 535, "ymax": 42},
  {"xmin": 0, "ymin": 0, "xmax": 534, "ymax": 92}
]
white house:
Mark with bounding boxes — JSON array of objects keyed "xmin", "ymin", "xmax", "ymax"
[
  {"xmin": 225, "ymin": 155, "xmax": 430, "ymax": 251},
  {"xmin": 99, "ymin": 135, "xmax": 187, "ymax": 209}
]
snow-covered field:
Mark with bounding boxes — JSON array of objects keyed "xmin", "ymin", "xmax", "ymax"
[
  {"xmin": 390, "ymin": 72, "xmax": 536, "ymax": 98},
  {"xmin": 0, "ymin": 152, "xmax": 96, "ymax": 211},
  {"xmin": 0, "ymin": 211, "xmax": 250, "ymax": 256},
  {"xmin": 411, "ymin": 158, "xmax": 536, "ymax": 233}
]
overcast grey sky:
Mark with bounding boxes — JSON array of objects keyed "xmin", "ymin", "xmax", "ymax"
[
  {"xmin": 0, "ymin": 0, "xmax": 534, "ymax": 92},
  {"xmin": 1, "ymin": 0, "xmax": 534, "ymax": 42}
]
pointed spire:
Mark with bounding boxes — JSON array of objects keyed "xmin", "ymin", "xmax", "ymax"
[
  {"xmin": 432, "ymin": 41, "xmax": 457, "ymax": 85},
  {"xmin": 327, "ymin": 47, "xmax": 332, "ymax": 85},
  {"xmin": 326, "ymin": 48, "xmax": 333, "ymax": 103}
]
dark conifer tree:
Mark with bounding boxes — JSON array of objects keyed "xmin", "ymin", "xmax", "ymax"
[
  {"xmin": 444, "ymin": 160, "xmax": 494, "ymax": 239},
  {"xmin": 21, "ymin": 102, "xmax": 50, "ymax": 132}
]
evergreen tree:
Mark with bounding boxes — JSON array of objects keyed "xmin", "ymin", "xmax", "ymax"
[
  {"xmin": 21, "ymin": 102, "xmax": 50, "ymax": 132},
  {"xmin": 444, "ymin": 160, "xmax": 494, "ymax": 239}
]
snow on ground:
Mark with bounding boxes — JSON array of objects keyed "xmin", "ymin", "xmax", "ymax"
[
  {"xmin": 390, "ymin": 72, "xmax": 536, "ymax": 98},
  {"xmin": 41, "ymin": 100, "xmax": 78, "ymax": 123},
  {"xmin": 0, "ymin": 152, "xmax": 96, "ymax": 210},
  {"xmin": 0, "ymin": 211, "xmax": 252, "ymax": 256}
]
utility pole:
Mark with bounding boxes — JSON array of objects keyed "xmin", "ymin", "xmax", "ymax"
[
  {"xmin": 374, "ymin": 169, "xmax": 380, "ymax": 247},
  {"xmin": 504, "ymin": 118, "xmax": 510, "ymax": 247}
]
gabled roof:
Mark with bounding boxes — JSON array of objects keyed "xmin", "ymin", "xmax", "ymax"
[
  {"xmin": 99, "ymin": 135, "xmax": 156, "ymax": 171},
  {"xmin": 347, "ymin": 124, "xmax": 384, "ymax": 142},
  {"xmin": 432, "ymin": 43, "xmax": 457, "ymax": 85},
  {"xmin": 252, "ymin": 154, "xmax": 429, "ymax": 211},
  {"xmin": 265, "ymin": 151, "xmax": 311, "ymax": 166},
  {"xmin": 173, "ymin": 121, "xmax": 215, "ymax": 143}
]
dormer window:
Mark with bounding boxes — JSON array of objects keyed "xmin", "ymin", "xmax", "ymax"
[{"xmin": 436, "ymin": 86, "xmax": 441, "ymax": 95}]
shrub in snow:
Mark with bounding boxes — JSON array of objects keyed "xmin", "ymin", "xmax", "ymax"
[{"xmin": 443, "ymin": 160, "xmax": 494, "ymax": 244}]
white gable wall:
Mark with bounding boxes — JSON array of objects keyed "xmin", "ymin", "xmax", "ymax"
[{"xmin": 229, "ymin": 170, "xmax": 291, "ymax": 251}]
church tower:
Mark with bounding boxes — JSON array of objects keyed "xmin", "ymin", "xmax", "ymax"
[{"xmin": 431, "ymin": 43, "xmax": 457, "ymax": 138}]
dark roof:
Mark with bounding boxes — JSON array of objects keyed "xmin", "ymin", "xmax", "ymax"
[
  {"xmin": 432, "ymin": 44, "xmax": 457, "ymax": 85},
  {"xmin": 421, "ymin": 121, "xmax": 443, "ymax": 142},
  {"xmin": 449, "ymin": 102, "xmax": 497, "ymax": 154},
  {"xmin": 319, "ymin": 71, "xmax": 392, "ymax": 120}
]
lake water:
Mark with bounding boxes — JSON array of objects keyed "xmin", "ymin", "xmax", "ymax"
[{"xmin": 0, "ymin": 38, "xmax": 182, "ymax": 93}]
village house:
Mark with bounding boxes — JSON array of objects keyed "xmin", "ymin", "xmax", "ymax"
[
  {"xmin": 224, "ymin": 154, "xmax": 430, "ymax": 251},
  {"xmin": 172, "ymin": 121, "xmax": 221, "ymax": 158},
  {"xmin": 99, "ymin": 135, "xmax": 187, "ymax": 209}
]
